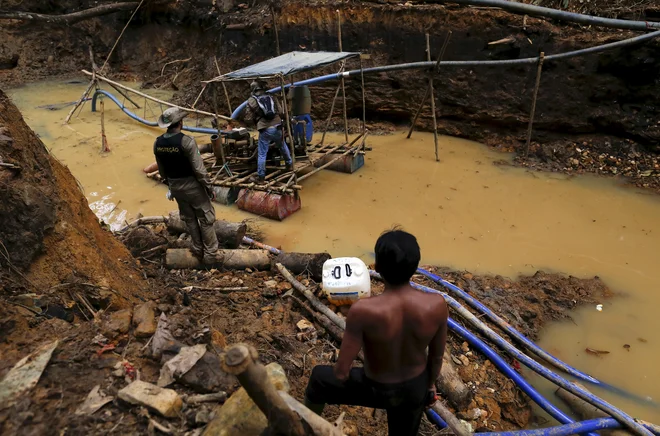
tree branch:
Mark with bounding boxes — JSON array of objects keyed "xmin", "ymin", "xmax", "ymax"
[{"xmin": 0, "ymin": 2, "xmax": 142, "ymax": 25}]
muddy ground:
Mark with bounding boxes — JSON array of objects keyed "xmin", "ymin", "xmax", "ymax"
[
  {"xmin": 1, "ymin": 0, "xmax": 660, "ymax": 191},
  {"xmin": 0, "ymin": 219, "xmax": 612, "ymax": 435},
  {"xmin": 0, "ymin": 86, "xmax": 615, "ymax": 435}
]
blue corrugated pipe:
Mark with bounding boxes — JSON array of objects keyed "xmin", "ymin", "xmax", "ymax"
[
  {"xmin": 426, "ymin": 409, "xmax": 448, "ymax": 429},
  {"xmin": 241, "ymin": 236, "xmax": 654, "ymax": 436},
  {"xmin": 91, "ymin": 90, "xmax": 218, "ymax": 135},
  {"xmin": 405, "ymin": 278, "xmax": 652, "ymax": 436},
  {"xmin": 417, "ymin": 267, "xmax": 657, "ymax": 408},
  {"xmin": 230, "ymin": 30, "xmax": 660, "ymax": 120},
  {"xmin": 479, "ymin": 417, "xmax": 660, "ymax": 436}
]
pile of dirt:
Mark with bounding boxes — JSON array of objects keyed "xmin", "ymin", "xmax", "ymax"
[{"xmin": 0, "ymin": 88, "xmax": 148, "ymax": 365}]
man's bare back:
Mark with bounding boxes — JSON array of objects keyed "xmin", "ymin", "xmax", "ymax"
[
  {"xmin": 304, "ymin": 229, "xmax": 449, "ymax": 435},
  {"xmin": 348, "ymin": 283, "xmax": 448, "ymax": 384}
]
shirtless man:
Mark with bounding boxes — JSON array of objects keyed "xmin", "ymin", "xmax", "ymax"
[{"xmin": 304, "ymin": 230, "xmax": 449, "ymax": 435}]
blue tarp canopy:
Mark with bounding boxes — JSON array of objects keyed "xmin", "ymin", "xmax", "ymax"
[{"xmin": 208, "ymin": 51, "xmax": 359, "ymax": 82}]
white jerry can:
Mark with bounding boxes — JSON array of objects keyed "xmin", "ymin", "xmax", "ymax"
[{"xmin": 322, "ymin": 257, "xmax": 371, "ymax": 306}]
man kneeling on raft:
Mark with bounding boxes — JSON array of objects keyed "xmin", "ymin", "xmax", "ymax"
[{"xmin": 304, "ymin": 229, "xmax": 449, "ymax": 436}]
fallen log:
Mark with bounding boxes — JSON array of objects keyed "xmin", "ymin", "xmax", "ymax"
[
  {"xmin": 432, "ymin": 401, "xmax": 473, "ymax": 436},
  {"xmin": 0, "ymin": 2, "xmax": 142, "ymax": 25},
  {"xmin": 273, "ymin": 252, "xmax": 331, "ymax": 281},
  {"xmin": 167, "ymin": 211, "xmax": 246, "ymax": 249},
  {"xmin": 221, "ymin": 343, "xmax": 343, "ymax": 436},
  {"xmin": 166, "ymin": 248, "xmax": 270, "ymax": 271},
  {"xmin": 118, "ymin": 216, "xmax": 168, "ymax": 233},
  {"xmin": 439, "ymin": 351, "xmax": 473, "ymax": 410},
  {"xmin": 556, "ymin": 383, "xmax": 630, "ymax": 436},
  {"xmin": 275, "ymin": 263, "xmax": 346, "ymax": 330}
]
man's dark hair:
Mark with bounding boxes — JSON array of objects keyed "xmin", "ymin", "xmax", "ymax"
[
  {"xmin": 167, "ymin": 120, "xmax": 182, "ymax": 132},
  {"xmin": 374, "ymin": 229, "xmax": 420, "ymax": 286}
]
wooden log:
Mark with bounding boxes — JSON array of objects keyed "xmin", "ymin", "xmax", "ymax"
[
  {"xmin": 117, "ymin": 216, "xmax": 168, "ymax": 232},
  {"xmin": 275, "ymin": 263, "xmax": 346, "ymax": 330},
  {"xmin": 167, "ymin": 211, "xmax": 246, "ymax": 249},
  {"xmin": 438, "ymin": 351, "xmax": 473, "ymax": 410},
  {"xmin": 432, "ymin": 401, "xmax": 473, "ymax": 436},
  {"xmin": 0, "ymin": 2, "xmax": 142, "ymax": 25},
  {"xmin": 166, "ymin": 248, "xmax": 270, "ymax": 271},
  {"xmin": 555, "ymin": 383, "xmax": 630, "ymax": 436},
  {"xmin": 221, "ymin": 344, "xmax": 306, "ymax": 436},
  {"xmin": 273, "ymin": 252, "xmax": 331, "ymax": 281}
]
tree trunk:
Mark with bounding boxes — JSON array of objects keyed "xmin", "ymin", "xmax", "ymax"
[
  {"xmin": 438, "ymin": 351, "xmax": 473, "ymax": 410},
  {"xmin": 273, "ymin": 252, "xmax": 331, "ymax": 281},
  {"xmin": 167, "ymin": 211, "xmax": 246, "ymax": 249},
  {"xmin": 166, "ymin": 248, "xmax": 270, "ymax": 270},
  {"xmin": 0, "ymin": 2, "xmax": 142, "ymax": 25}
]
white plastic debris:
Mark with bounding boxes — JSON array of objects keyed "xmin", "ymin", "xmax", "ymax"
[{"xmin": 596, "ymin": 304, "xmax": 603, "ymax": 312}]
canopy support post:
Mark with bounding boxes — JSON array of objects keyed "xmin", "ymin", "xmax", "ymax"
[
  {"xmin": 337, "ymin": 10, "xmax": 349, "ymax": 142},
  {"xmin": 320, "ymin": 78, "xmax": 343, "ymax": 146},
  {"xmin": 279, "ymin": 75, "xmax": 297, "ymax": 189},
  {"xmin": 271, "ymin": 6, "xmax": 281, "ymax": 56},
  {"xmin": 212, "ymin": 82, "xmax": 227, "ymax": 168},
  {"xmin": 360, "ymin": 56, "xmax": 366, "ymax": 135}
]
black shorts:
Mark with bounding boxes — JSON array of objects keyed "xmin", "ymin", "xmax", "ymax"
[{"xmin": 305, "ymin": 365, "xmax": 429, "ymax": 436}]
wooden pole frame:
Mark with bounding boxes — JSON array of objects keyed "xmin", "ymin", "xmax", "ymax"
[
  {"xmin": 407, "ymin": 31, "xmax": 452, "ymax": 141},
  {"xmin": 426, "ymin": 33, "xmax": 440, "ymax": 162},
  {"xmin": 337, "ymin": 10, "xmax": 349, "ymax": 142},
  {"xmin": 212, "ymin": 82, "xmax": 227, "ymax": 166},
  {"xmin": 320, "ymin": 81, "xmax": 343, "ymax": 146},
  {"xmin": 525, "ymin": 52, "xmax": 545, "ymax": 159},
  {"xmin": 279, "ymin": 75, "xmax": 297, "ymax": 188},
  {"xmin": 360, "ymin": 56, "xmax": 367, "ymax": 135},
  {"xmin": 214, "ymin": 56, "xmax": 233, "ymax": 114}
]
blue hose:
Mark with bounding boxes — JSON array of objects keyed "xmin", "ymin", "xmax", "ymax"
[
  {"xmin": 426, "ymin": 409, "xmax": 448, "ymax": 429},
  {"xmin": 406, "ymin": 278, "xmax": 652, "ymax": 436},
  {"xmin": 417, "ymin": 268, "xmax": 657, "ymax": 408},
  {"xmin": 241, "ymin": 237, "xmax": 656, "ymax": 436},
  {"xmin": 91, "ymin": 90, "xmax": 218, "ymax": 135},
  {"xmin": 478, "ymin": 417, "xmax": 660, "ymax": 436},
  {"xmin": 230, "ymin": 30, "xmax": 660, "ymax": 119}
]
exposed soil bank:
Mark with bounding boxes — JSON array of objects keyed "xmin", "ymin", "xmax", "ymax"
[{"xmin": 1, "ymin": 0, "xmax": 660, "ymax": 189}]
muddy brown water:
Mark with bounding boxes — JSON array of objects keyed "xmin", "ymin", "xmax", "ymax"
[{"xmin": 8, "ymin": 81, "xmax": 660, "ymax": 424}]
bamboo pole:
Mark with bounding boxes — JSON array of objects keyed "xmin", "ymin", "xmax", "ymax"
[
  {"xmin": 359, "ymin": 56, "xmax": 367, "ymax": 134},
  {"xmin": 432, "ymin": 401, "xmax": 473, "ymax": 436},
  {"xmin": 525, "ymin": 52, "xmax": 545, "ymax": 159},
  {"xmin": 279, "ymin": 75, "xmax": 297, "ymax": 186},
  {"xmin": 426, "ymin": 33, "xmax": 440, "ymax": 162},
  {"xmin": 100, "ymin": 98, "xmax": 110, "ymax": 153},
  {"xmin": 192, "ymin": 84, "xmax": 207, "ymax": 109},
  {"xmin": 212, "ymin": 83, "xmax": 227, "ymax": 166},
  {"xmin": 407, "ymin": 31, "xmax": 451, "ymax": 140},
  {"xmin": 320, "ymin": 81, "xmax": 343, "ymax": 146},
  {"xmin": 275, "ymin": 263, "xmax": 346, "ymax": 330},
  {"xmin": 80, "ymin": 70, "xmax": 233, "ymax": 121},
  {"xmin": 214, "ymin": 56, "xmax": 233, "ymax": 114},
  {"xmin": 337, "ymin": 10, "xmax": 349, "ymax": 142},
  {"xmin": 271, "ymin": 6, "xmax": 281, "ymax": 56}
]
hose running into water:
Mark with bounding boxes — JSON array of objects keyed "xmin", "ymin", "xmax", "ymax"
[
  {"xmin": 91, "ymin": 89, "xmax": 218, "ymax": 135},
  {"xmin": 416, "ymin": 268, "xmax": 657, "ymax": 407}
]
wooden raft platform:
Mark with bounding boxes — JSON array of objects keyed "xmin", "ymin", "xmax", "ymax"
[{"xmin": 146, "ymin": 132, "xmax": 367, "ymax": 196}]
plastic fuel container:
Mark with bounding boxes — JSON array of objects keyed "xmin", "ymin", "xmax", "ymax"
[{"xmin": 322, "ymin": 257, "xmax": 371, "ymax": 306}]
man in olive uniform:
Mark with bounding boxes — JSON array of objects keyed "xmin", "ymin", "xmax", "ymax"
[
  {"xmin": 243, "ymin": 80, "xmax": 293, "ymax": 184},
  {"xmin": 154, "ymin": 107, "xmax": 223, "ymax": 264}
]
